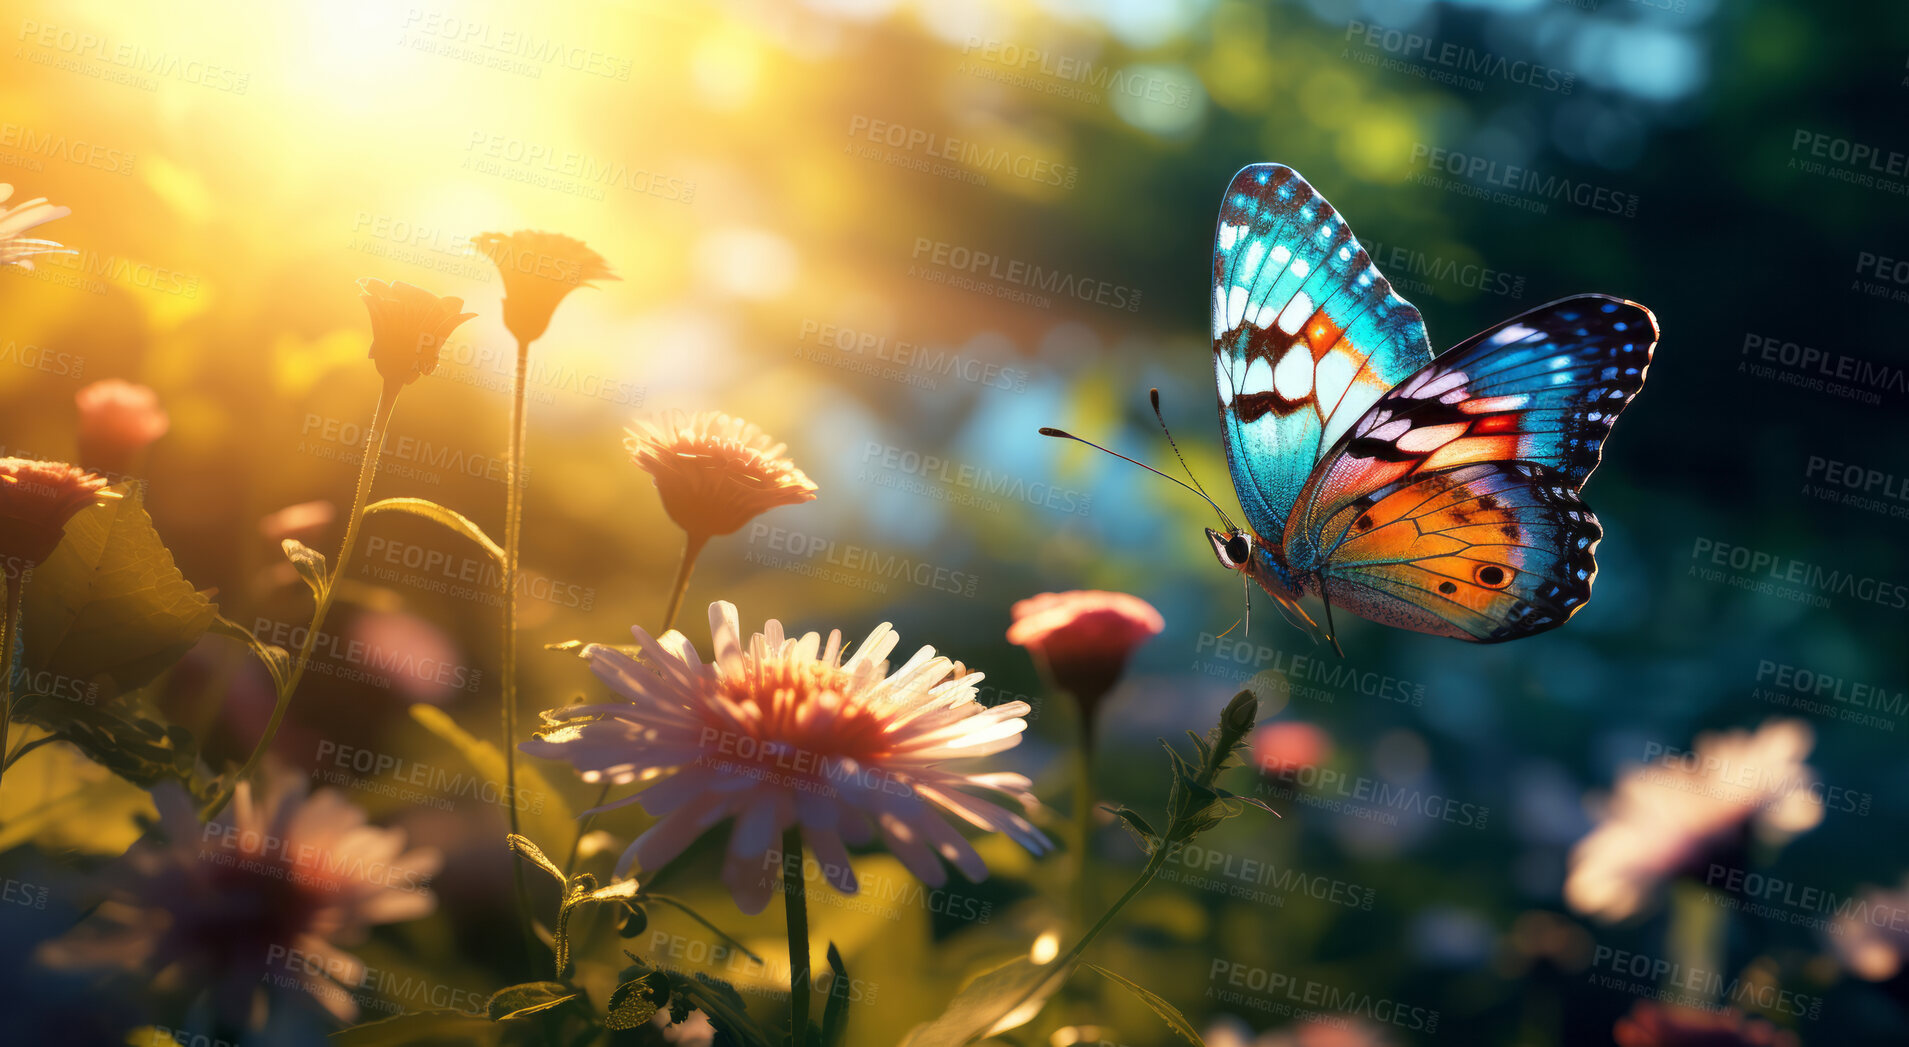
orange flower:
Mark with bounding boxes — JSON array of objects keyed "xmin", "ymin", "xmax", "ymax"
[
  {"xmin": 472, "ymin": 230, "xmax": 616, "ymax": 344},
  {"xmin": 1613, "ymin": 1001, "xmax": 1798, "ymax": 1047},
  {"xmin": 625, "ymin": 411, "xmax": 817, "ymax": 539},
  {"xmin": 358, "ymin": 279, "xmax": 477, "ymax": 388},
  {"xmin": 75, "ymin": 379, "xmax": 169, "ymax": 473},
  {"xmin": 1007, "ymin": 589, "xmax": 1163, "ymax": 715},
  {"xmin": 0, "ymin": 184, "xmax": 72, "ymax": 269},
  {"xmin": 0, "ymin": 458, "xmax": 118, "ymax": 572}
]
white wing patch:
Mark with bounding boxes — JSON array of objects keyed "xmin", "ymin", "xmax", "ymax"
[
  {"xmin": 1275, "ymin": 291, "xmax": 1313, "ymax": 335},
  {"xmin": 1273, "ymin": 350, "xmax": 1313, "ymax": 400}
]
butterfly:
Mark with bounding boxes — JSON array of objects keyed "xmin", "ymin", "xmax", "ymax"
[{"xmin": 1049, "ymin": 163, "xmax": 1658, "ymax": 648}]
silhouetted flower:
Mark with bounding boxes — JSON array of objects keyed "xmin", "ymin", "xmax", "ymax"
[
  {"xmin": 1566, "ymin": 719, "xmax": 1822, "ymax": 922},
  {"xmin": 521, "ymin": 601, "xmax": 1049, "ymax": 914},
  {"xmin": 358, "ymin": 279, "xmax": 477, "ymax": 389},
  {"xmin": 1006, "ymin": 589, "xmax": 1163, "ymax": 719},
  {"xmin": 0, "ymin": 458, "xmax": 116, "ymax": 572},
  {"xmin": 472, "ymin": 230, "xmax": 616, "ymax": 344},
  {"xmin": 75, "ymin": 379, "xmax": 169, "ymax": 474},
  {"xmin": 39, "ymin": 770, "xmax": 441, "ymax": 1025},
  {"xmin": 0, "ymin": 184, "xmax": 71, "ymax": 269},
  {"xmin": 1252, "ymin": 721, "xmax": 1331, "ymax": 775},
  {"xmin": 1613, "ymin": 1000, "xmax": 1798, "ymax": 1047},
  {"xmin": 625, "ymin": 411, "xmax": 817, "ymax": 540}
]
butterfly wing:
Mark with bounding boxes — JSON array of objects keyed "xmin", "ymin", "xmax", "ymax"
[
  {"xmin": 1288, "ymin": 294, "xmax": 1659, "ymax": 642},
  {"xmin": 1212, "ymin": 163, "xmax": 1432, "ymax": 549}
]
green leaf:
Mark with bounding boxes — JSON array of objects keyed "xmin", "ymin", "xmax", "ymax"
[
  {"xmin": 281, "ymin": 538, "xmax": 330, "ymax": 601},
  {"xmin": 899, "ymin": 956, "xmax": 1074, "ymax": 1047},
  {"xmin": 329, "ymin": 1008, "xmax": 496, "ymax": 1046},
  {"xmin": 603, "ymin": 970, "xmax": 671, "ymax": 1031},
  {"xmin": 506, "ymin": 833, "xmax": 566, "ymax": 884},
  {"xmin": 364, "ymin": 497, "xmax": 504, "ymax": 563},
  {"xmin": 209, "ymin": 613, "xmax": 290, "ymax": 694},
  {"xmin": 1083, "ymin": 963, "xmax": 1205, "ymax": 1046},
  {"xmin": 486, "ymin": 981, "xmax": 578, "ymax": 1021},
  {"xmin": 582, "ymin": 877, "xmax": 641, "ymax": 903},
  {"xmin": 1102, "ymin": 805, "xmax": 1159, "ymax": 852},
  {"xmin": 821, "ymin": 943, "xmax": 850, "ymax": 1047},
  {"xmin": 20, "ymin": 483, "xmax": 215, "ymax": 694},
  {"xmin": 408, "ymin": 704, "xmax": 575, "ymax": 853}
]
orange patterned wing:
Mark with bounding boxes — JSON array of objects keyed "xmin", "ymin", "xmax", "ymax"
[{"xmin": 1305, "ymin": 461, "xmax": 1603, "ymax": 642}]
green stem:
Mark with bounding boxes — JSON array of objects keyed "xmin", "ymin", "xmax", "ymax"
[
  {"xmin": 563, "ymin": 534, "xmax": 705, "ymax": 876},
  {"xmin": 661, "ymin": 532, "xmax": 708, "ymax": 634},
  {"xmin": 562, "ymin": 782, "xmax": 611, "ymax": 878},
  {"xmin": 202, "ymin": 381, "xmax": 400, "ymax": 820},
  {"xmin": 502, "ymin": 336, "xmax": 535, "ymax": 971},
  {"xmin": 1071, "ymin": 700, "xmax": 1094, "ymax": 932},
  {"xmin": 0, "ymin": 569, "xmax": 22, "ymax": 804},
  {"xmin": 783, "ymin": 827, "xmax": 811, "ymax": 1045}
]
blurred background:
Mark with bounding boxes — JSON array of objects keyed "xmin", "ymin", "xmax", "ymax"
[{"xmin": 3, "ymin": 0, "xmax": 1908, "ymax": 1043}]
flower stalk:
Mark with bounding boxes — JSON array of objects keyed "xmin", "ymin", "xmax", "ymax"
[
  {"xmin": 999, "ymin": 690, "xmax": 1268, "ymax": 1026},
  {"xmin": 661, "ymin": 531, "xmax": 708, "ymax": 635},
  {"xmin": 0, "ymin": 567, "xmax": 23, "ymax": 799},
  {"xmin": 502, "ymin": 336, "xmax": 536, "ymax": 967},
  {"xmin": 782, "ymin": 827, "xmax": 812, "ymax": 1044},
  {"xmin": 203, "ymin": 381, "xmax": 401, "ymax": 820}
]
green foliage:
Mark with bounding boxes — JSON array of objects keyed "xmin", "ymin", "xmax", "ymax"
[
  {"xmin": 1084, "ymin": 963, "xmax": 1205, "ymax": 1046},
  {"xmin": 20, "ymin": 484, "xmax": 215, "ymax": 695},
  {"xmin": 12, "ymin": 485, "xmax": 214, "ymax": 790},
  {"xmin": 409, "ymin": 704, "xmax": 575, "ymax": 849},
  {"xmin": 899, "ymin": 955, "xmax": 1074, "ymax": 1047},
  {"xmin": 820, "ymin": 943, "xmax": 851, "ymax": 1047},
  {"xmin": 603, "ymin": 971, "xmax": 671, "ymax": 1031},
  {"xmin": 363, "ymin": 497, "xmax": 504, "ymax": 563},
  {"xmin": 281, "ymin": 537, "xmax": 330, "ymax": 601},
  {"xmin": 486, "ymin": 981, "xmax": 579, "ymax": 1021},
  {"xmin": 328, "ymin": 1009, "xmax": 497, "ymax": 1046},
  {"xmin": 209, "ymin": 613, "xmax": 290, "ymax": 694}
]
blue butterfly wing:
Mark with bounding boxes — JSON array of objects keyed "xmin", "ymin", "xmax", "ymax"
[
  {"xmin": 1286, "ymin": 294, "xmax": 1659, "ymax": 641},
  {"xmin": 1212, "ymin": 163, "xmax": 1433, "ymax": 549}
]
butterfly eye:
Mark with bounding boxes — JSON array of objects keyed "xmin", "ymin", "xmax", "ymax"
[{"xmin": 1225, "ymin": 534, "xmax": 1252, "ymax": 566}]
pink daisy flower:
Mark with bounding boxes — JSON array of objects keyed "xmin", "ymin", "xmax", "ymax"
[{"xmin": 521, "ymin": 601, "xmax": 1050, "ymax": 914}]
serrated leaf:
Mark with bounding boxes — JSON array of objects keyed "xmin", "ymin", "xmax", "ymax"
[
  {"xmin": 506, "ymin": 833, "xmax": 565, "ymax": 883},
  {"xmin": 1083, "ymin": 963, "xmax": 1205, "ymax": 1046},
  {"xmin": 209, "ymin": 613, "xmax": 290, "ymax": 694},
  {"xmin": 329, "ymin": 1008, "xmax": 497, "ymax": 1046},
  {"xmin": 486, "ymin": 981, "xmax": 578, "ymax": 1021},
  {"xmin": 604, "ymin": 971, "xmax": 670, "ymax": 1031},
  {"xmin": 899, "ymin": 956, "xmax": 1074, "ymax": 1047},
  {"xmin": 282, "ymin": 538, "xmax": 330, "ymax": 600},
  {"xmin": 364, "ymin": 497, "xmax": 504, "ymax": 564},
  {"xmin": 20, "ymin": 484, "xmax": 215, "ymax": 695},
  {"xmin": 821, "ymin": 943, "xmax": 850, "ymax": 1047}
]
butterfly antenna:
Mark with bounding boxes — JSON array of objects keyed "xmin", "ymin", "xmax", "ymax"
[
  {"xmin": 1039, "ymin": 427, "xmax": 1239, "ymax": 532},
  {"xmin": 1242, "ymin": 572, "xmax": 1252, "ymax": 639},
  {"xmin": 1318, "ymin": 582, "xmax": 1347, "ymax": 659},
  {"xmin": 1149, "ymin": 388, "xmax": 1233, "ymax": 530}
]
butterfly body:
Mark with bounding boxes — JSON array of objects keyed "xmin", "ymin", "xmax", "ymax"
[{"xmin": 1206, "ymin": 163, "xmax": 1658, "ymax": 645}]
